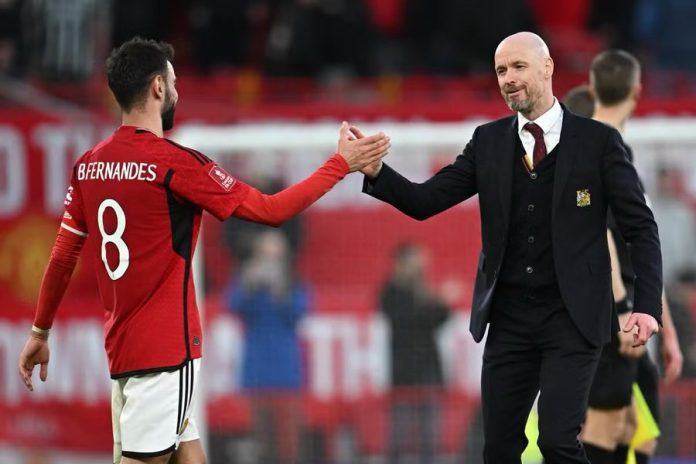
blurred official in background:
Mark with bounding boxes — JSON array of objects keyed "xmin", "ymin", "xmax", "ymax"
[{"xmin": 564, "ymin": 49, "xmax": 683, "ymax": 464}]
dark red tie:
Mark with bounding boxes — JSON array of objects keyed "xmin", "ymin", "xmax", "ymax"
[{"xmin": 524, "ymin": 122, "xmax": 547, "ymax": 167}]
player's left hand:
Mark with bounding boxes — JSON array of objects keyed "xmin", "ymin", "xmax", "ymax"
[
  {"xmin": 661, "ymin": 331, "xmax": 683, "ymax": 383},
  {"xmin": 623, "ymin": 312, "xmax": 659, "ymax": 347},
  {"xmin": 18, "ymin": 336, "xmax": 50, "ymax": 392}
]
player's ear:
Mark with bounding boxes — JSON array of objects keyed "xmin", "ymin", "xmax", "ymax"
[{"xmin": 152, "ymin": 74, "xmax": 165, "ymax": 101}]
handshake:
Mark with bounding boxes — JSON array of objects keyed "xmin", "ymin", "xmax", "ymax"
[{"xmin": 336, "ymin": 121, "xmax": 390, "ymax": 178}]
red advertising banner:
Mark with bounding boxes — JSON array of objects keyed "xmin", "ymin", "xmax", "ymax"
[{"xmin": 1, "ymin": 110, "xmax": 116, "ymax": 451}]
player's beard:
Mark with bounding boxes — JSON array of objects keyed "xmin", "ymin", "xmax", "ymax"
[{"xmin": 161, "ymin": 89, "xmax": 176, "ymax": 131}]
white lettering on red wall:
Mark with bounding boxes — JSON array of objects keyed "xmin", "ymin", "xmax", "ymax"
[{"xmin": 34, "ymin": 124, "xmax": 111, "ymax": 216}]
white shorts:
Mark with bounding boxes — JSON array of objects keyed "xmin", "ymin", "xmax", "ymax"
[{"xmin": 111, "ymin": 358, "xmax": 201, "ymax": 462}]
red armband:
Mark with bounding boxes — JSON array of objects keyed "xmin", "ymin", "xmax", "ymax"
[
  {"xmin": 33, "ymin": 226, "xmax": 86, "ymax": 329},
  {"xmin": 234, "ymin": 153, "xmax": 349, "ymax": 226}
]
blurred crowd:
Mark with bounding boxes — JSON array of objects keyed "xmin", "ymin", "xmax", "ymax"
[{"xmin": 2, "ymin": 0, "xmax": 696, "ymax": 81}]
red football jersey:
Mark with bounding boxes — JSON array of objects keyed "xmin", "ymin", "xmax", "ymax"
[{"xmin": 62, "ymin": 126, "xmax": 250, "ymax": 378}]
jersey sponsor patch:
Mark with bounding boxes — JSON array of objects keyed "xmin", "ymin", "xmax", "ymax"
[{"xmin": 208, "ymin": 164, "xmax": 235, "ymax": 191}]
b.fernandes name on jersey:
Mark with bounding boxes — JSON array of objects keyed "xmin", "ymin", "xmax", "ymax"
[{"xmin": 77, "ymin": 161, "xmax": 157, "ymax": 182}]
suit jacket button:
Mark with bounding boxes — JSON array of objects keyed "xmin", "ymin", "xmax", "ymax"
[
  {"xmin": 526, "ymin": 266, "xmax": 534, "ymax": 274},
  {"xmin": 530, "ymin": 172, "xmax": 538, "ymax": 180}
]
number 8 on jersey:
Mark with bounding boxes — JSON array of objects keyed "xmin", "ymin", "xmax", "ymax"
[{"xmin": 97, "ymin": 198, "xmax": 129, "ymax": 280}]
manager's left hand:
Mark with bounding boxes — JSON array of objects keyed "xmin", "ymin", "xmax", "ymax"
[{"xmin": 623, "ymin": 312, "xmax": 659, "ymax": 347}]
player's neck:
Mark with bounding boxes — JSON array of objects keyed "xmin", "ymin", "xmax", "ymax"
[
  {"xmin": 121, "ymin": 110, "xmax": 164, "ymax": 138},
  {"xmin": 592, "ymin": 101, "xmax": 633, "ymax": 134}
]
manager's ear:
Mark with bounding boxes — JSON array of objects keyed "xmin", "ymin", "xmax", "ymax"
[{"xmin": 544, "ymin": 57, "xmax": 554, "ymax": 79}]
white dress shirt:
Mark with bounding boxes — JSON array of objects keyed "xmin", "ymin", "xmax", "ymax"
[{"xmin": 517, "ymin": 98, "xmax": 564, "ymax": 168}]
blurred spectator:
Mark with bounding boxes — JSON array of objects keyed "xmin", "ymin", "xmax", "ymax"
[
  {"xmin": 634, "ymin": 0, "xmax": 696, "ymax": 72},
  {"xmin": 530, "ymin": 0, "xmax": 604, "ymax": 72},
  {"xmin": 223, "ymin": 174, "xmax": 303, "ymax": 265},
  {"xmin": 264, "ymin": 0, "xmax": 376, "ymax": 78},
  {"xmin": 227, "ymin": 230, "xmax": 309, "ymax": 464},
  {"xmin": 530, "ymin": 0, "xmax": 590, "ymax": 34},
  {"xmin": 665, "ymin": 269, "xmax": 696, "ymax": 378},
  {"xmin": 21, "ymin": 450, "xmax": 49, "ymax": 464},
  {"xmin": 380, "ymin": 242, "xmax": 450, "ymax": 464},
  {"xmin": 587, "ymin": 0, "xmax": 638, "ymax": 50},
  {"xmin": 562, "ymin": 84, "xmax": 594, "ymax": 117},
  {"xmin": 112, "ymin": 0, "xmax": 168, "ymax": 47},
  {"xmin": 0, "ymin": 0, "xmax": 23, "ymax": 75},
  {"xmin": 401, "ymin": 0, "xmax": 536, "ymax": 74},
  {"xmin": 650, "ymin": 166, "xmax": 696, "ymax": 286},
  {"xmin": 27, "ymin": 0, "xmax": 109, "ymax": 81},
  {"xmin": 190, "ymin": 0, "xmax": 267, "ymax": 71}
]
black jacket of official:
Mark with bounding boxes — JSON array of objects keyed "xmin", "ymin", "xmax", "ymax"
[{"xmin": 363, "ymin": 109, "xmax": 662, "ymax": 347}]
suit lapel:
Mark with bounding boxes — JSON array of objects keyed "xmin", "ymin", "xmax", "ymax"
[
  {"xmin": 498, "ymin": 116, "xmax": 518, "ymax": 234},
  {"xmin": 552, "ymin": 109, "xmax": 580, "ymax": 217}
]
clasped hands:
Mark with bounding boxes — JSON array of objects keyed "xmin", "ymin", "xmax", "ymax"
[{"xmin": 336, "ymin": 122, "xmax": 387, "ymax": 178}]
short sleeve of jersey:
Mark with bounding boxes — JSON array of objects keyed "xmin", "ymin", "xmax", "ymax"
[
  {"xmin": 160, "ymin": 141, "xmax": 250, "ymax": 220},
  {"xmin": 61, "ymin": 166, "xmax": 89, "ymax": 237}
]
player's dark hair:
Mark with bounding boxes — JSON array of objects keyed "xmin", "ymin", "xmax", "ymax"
[
  {"xmin": 590, "ymin": 50, "xmax": 640, "ymax": 106},
  {"xmin": 106, "ymin": 37, "xmax": 174, "ymax": 112},
  {"xmin": 563, "ymin": 85, "xmax": 594, "ymax": 118}
]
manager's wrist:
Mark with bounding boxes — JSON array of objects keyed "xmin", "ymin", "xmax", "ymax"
[
  {"xmin": 362, "ymin": 161, "xmax": 384, "ymax": 181},
  {"xmin": 373, "ymin": 160, "xmax": 385, "ymax": 178}
]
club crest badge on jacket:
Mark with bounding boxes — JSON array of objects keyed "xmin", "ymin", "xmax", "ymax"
[{"xmin": 576, "ymin": 189, "xmax": 591, "ymax": 207}]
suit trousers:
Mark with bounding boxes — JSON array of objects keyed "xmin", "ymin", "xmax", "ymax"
[{"xmin": 481, "ymin": 288, "xmax": 601, "ymax": 464}]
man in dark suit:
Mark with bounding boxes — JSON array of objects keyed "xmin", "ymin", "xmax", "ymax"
[{"xmin": 357, "ymin": 32, "xmax": 662, "ymax": 464}]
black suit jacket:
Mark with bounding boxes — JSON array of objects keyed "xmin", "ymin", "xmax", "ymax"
[{"xmin": 364, "ymin": 109, "xmax": 662, "ymax": 346}]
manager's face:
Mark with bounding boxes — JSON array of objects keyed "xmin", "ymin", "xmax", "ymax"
[{"xmin": 495, "ymin": 42, "xmax": 551, "ymax": 117}]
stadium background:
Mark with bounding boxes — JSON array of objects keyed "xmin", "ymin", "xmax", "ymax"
[{"xmin": 1, "ymin": 1, "xmax": 695, "ymax": 463}]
